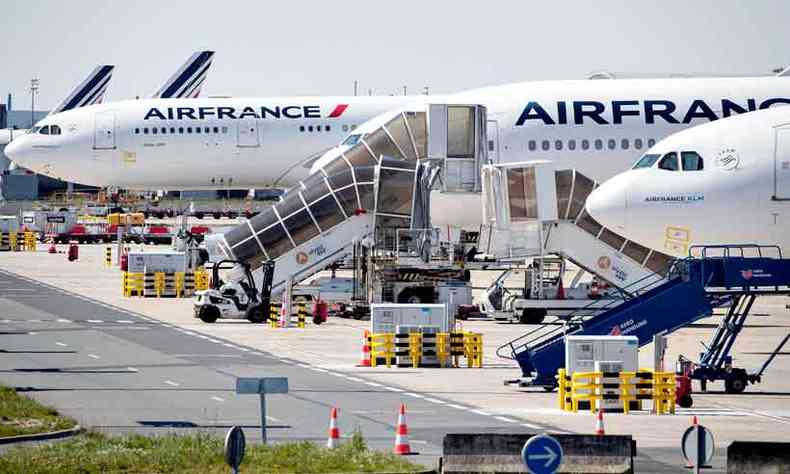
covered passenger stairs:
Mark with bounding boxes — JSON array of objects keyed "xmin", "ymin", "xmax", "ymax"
[
  {"xmin": 498, "ymin": 246, "xmax": 790, "ymax": 387},
  {"xmin": 209, "ymin": 103, "xmax": 491, "ymax": 297}
]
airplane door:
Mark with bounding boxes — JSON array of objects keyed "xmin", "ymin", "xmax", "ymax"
[
  {"xmin": 93, "ymin": 112, "xmax": 116, "ymax": 150},
  {"xmin": 775, "ymin": 128, "xmax": 790, "ymax": 200},
  {"xmin": 237, "ymin": 119, "xmax": 261, "ymax": 148},
  {"xmin": 486, "ymin": 120, "xmax": 500, "ymax": 163}
]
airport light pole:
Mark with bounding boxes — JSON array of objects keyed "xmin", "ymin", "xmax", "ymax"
[{"xmin": 30, "ymin": 78, "xmax": 39, "ymax": 128}]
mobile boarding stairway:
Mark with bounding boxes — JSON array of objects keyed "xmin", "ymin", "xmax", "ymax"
[
  {"xmin": 208, "ymin": 103, "xmax": 491, "ymax": 297},
  {"xmin": 497, "ymin": 244, "xmax": 790, "ymax": 388}
]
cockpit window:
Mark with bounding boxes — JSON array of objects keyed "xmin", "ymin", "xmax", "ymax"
[
  {"xmin": 342, "ymin": 134, "xmax": 362, "ymax": 146},
  {"xmin": 681, "ymin": 151, "xmax": 704, "ymax": 171},
  {"xmin": 632, "ymin": 153, "xmax": 660, "ymax": 169},
  {"xmin": 658, "ymin": 152, "xmax": 679, "ymax": 171},
  {"xmin": 39, "ymin": 125, "xmax": 51, "ymax": 135},
  {"xmin": 29, "ymin": 126, "xmax": 41, "ymax": 134},
  {"xmin": 50, "ymin": 125, "xmax": 61, "ymax": 135}
]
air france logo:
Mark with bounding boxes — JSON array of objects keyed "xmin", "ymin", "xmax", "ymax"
[
  {"xmin": 514, "ymin": 98, "xmax": 790, "ymax": 126},
  {"xmin": 144, "ymin": 104, "xmax": 349, "ymax": 121}
]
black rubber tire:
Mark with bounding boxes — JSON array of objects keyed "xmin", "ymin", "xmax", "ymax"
[
  {"xmin": 724, "ymin": 374, "xmax": 748, "ymax": 394},
  {"xmin": 520, "ymin": 308, "xmax": 547, "ymax": 325},
  {"xmin": 542, "ymin": 384, "xmax": 557, "ymax": 392},
  {"xmin": 198, "ymin": 306, "xmax": 219, "ymax": 323},
  {"xmin": 678, "ymin": 394, "xmax": 694, "ymax": 408},
  {"xmin": 213, "ymin": 212, "xmax": 222, "ymax": 220},
  {"xmin": 246, "ymin": 308, "xmax": 266, "ymax": 324}
]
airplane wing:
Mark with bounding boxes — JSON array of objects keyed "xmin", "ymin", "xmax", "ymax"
[
  {"xmin": 152, "ymin": 51, "xmax": 215, "ymax": 99},
  {"xmin": 49, "ymin": 65, "xmax": 114, "ymax": 115}
]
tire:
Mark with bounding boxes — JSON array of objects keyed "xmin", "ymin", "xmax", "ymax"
[
  {"xmin": 724, "ymin": 373, "xmax": 748, "ymax": 394},
  {"xmin": 246, "ymin": 305, "xmax": 266, "ymax": 324},
  {"xmin": 519, "ymin": 308, "xmax": 547, "ymax": 325},
  {"xmin": 213, "ymin": 212, "xmax": 222, "ymax": 220},
  {"xmin": 542, "ymin": 383, "xmax": 557, "ymax": 392},
  {"xmin": 198, "ymin": 306, "xmax": 219, "ymax": 323},
  {"xmin": 678, "ymin": 394, "xmax": 694, "ymax": 408}
]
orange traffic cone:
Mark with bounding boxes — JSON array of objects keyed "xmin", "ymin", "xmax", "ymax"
[
  {"xmin": 692, "ymin": 415, "xmax": 699, "ymax": 426},
  {"xmin": 48, "ymin": 239, "xmax": 57, "ymax": 254},
  {"xmin": 327, "ymin": 407, "xmax": 340, "ymax": 448},
  {"xmin": 595, "ymin": 408, "xmax": 605, "ymax": 437},
  {"xmin": 358, "ymin": 330, "xmax": 371, "ymax": 367},
  {"xmin": 393, "ymin": 403, "xmax": 411, "ymax": 455}
]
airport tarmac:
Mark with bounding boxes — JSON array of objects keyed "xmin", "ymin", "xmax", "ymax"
[{"xmin": 1, "ymin": 244, "xmax": 789, "ymax": 472}]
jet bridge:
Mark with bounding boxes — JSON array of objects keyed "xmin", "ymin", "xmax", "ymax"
[
  {"xmin": 480, "ymin": 161, "xmax": 675, "ymax": 290},
  {"xmin": 208, "ymin": 103, "xmax": 489, "ymax": 296}
]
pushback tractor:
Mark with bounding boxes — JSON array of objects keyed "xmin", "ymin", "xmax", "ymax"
[{"xmin": 194, "ymin": 259, "xmax": 274, "ymax": 323}]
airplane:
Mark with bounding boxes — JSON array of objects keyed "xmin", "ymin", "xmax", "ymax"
[
  {"xmin": 0, "ymin": 51, "xmax": 215, "ymax": 148},
  {"xmin": 7, "ymin": 73, "xmax": 790, "ymax": 205},
  {"xmin": 585, "ymin": 106, "xmax": 790, "ymax": 256},
  {"xmin": 0, "ymin": 65, "xmax": 115, "ymax": 147}
]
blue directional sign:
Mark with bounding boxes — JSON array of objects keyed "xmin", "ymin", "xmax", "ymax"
[{"xmin": 521, "ymin": 434, "xmax": 563, "ymax": 474}]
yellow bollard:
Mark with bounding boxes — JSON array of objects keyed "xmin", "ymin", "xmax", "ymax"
[
  {"xmin": 297, "ymin": 302, "xmax": 306, "ymax": 328},
  {"xmin": 105, "ymin": 245, "xmax": 112, "ymax": 266},
  {"xmin": 409, "ymin": 333, "xmax": 422, "ymax": 368},
  {"xmin": 269, "ymin": 303, "xmax": 278, "ymax": 328}
]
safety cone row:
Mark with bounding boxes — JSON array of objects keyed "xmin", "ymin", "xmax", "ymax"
[
  {"xmin": 359, "ymin": 330, "xmax": 371, "ymax": 367},
  {"xmin": 327, "ymin": 407, "xmax": 340, "ymax": 448},
  {"xmin": 393, "ymin": 403, "xmax": 411, "ymax": 455},
  {"xmin": 595, "ymin": 408, "xmax": 605, "ymax": 437}
]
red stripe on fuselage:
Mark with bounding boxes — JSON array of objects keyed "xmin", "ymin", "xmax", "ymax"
[{"xmin": 327, "ymin": 104, "xmax": 349, "ymax": 118}]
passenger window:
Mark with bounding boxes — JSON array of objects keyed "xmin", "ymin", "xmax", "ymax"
[
  {"xmin": 326, "ymin": 125, "xmax": 331, "ymax": 132},
  {"xmin": 581, "ymin": 139, "xmax": 590, "ymax": 150},
  {"xmin": 204, "ymin": 127, "xmax": 210, "ymax": 133},
  {"xmin": 681, "ymin": 151, "xmax": 704, "ymax": 171},
  {"xmin": 135, "ymin": 128, "xmax": 140, "ymax": 134},
  {"xmin": 222, "ymin": 126, "xmax": 228, "ymax": 133},
  {"xmin": 152, "ymin": 128, "xmax": 158, "ymax": 135},
  {"xmin": 621, "ymin": 139, "xmax": 629, "ymax": 150},
  {"xmin": 179, "ymin": 127, "xmax": 184, "ymax": 134},
  {"xmin": 568, "ymin": 139, "xmax": 576, "ymax": 150},
  {"xmin": 40, "ymin": 126, "xmax": 50, "ymax": 135},
  {"xmin": 195, "ymin": 127, "xmax": 201, "ymax": 134},
  {"xmin": 342, "ymin": 125, "xmax": 349, "ymax": 132},
  {"xmin": 170, "ymin": 127, "xmax": 176, "ymax": 134},
  {"xmin": 160, "ymin": 127, "xmax": 167, "ymax": 134},
  {"xmin": 555, "ymin": 140, "xmax": 563, "ymax": 150},
  {"xmin": 648, "ymin": 138, "xmax": 656, "ymax": 147},
  {"xmin": 607, "ymin": 139, "xmax": 616, "ymax": 150},
  {"xmin": 528, "ymin": 140, "xmax": 536, "ymax": 151},
  {"xmin": 213, "ymin": 127, "xmax": 219, "ymax": 133},
  {"xmin": 308, "ymin": 126, "xmax": 314, "ymax": 132},
  {"xmin": 541, "ymin": 140, "xmax": 549, "ymax": 151},
  {"xmin": 316, "ymin": 125, "xmax": 322, "ymax": 132},
  {"xmin": 634, "ymin": 138, "xmax": 643, "ymax": 149},
  {"xmin": 299, "ymin": 126, "xmax": 305, "ymax": 132},
  {"xmin": 144, "ymin": 128, "xmax": 149, "ymax": 134},
  {"xmin": 595, "ymin": 139, "xmax": 603, "ymax": 150},
  {"xmin": 187, "ymin": 127, "xmax": 192, "ymax": 133},
  {"xmin": 658, "ymin": 152, "xmax": 679, "ymax": 171}
]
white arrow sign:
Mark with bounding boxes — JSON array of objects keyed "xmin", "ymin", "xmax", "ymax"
[{"xmin": 530, "ymin": 445, "xmax": 558, "ymax": 468}]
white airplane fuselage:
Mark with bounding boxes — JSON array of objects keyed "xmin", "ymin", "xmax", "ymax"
[
  {"xmin": 8, "ymin": 77, "xmax": 790, "ymax": 196},
  {"xmin": 585, "ymin": 106, "xmax": 790, "ymax": 256}
]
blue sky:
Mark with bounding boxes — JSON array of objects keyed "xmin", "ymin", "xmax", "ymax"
[{"xmin": 3, "ymin": 0, "xmax": 790, "ymax": 109}]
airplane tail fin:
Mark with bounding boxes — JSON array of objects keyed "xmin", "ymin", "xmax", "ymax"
[
  {"xmin": 152, "ymin": 50, "xmax": 215, "ymax": 99},
  {"xmin": 49, "ymin": 65, "xmax": 114, "ymax": 115}
]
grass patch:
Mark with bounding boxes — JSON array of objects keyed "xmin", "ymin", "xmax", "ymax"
[
  {"xmin": 0, "ymin": 430, "xmax": 425, "ymax": 473},
  {"xmin": 0, "ymin": 386, "xmax": 76, "ymax": 438}
]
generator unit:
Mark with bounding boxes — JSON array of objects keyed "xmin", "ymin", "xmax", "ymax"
[
  {"xmin": 370, "ymin": 303, "xmax": 453, "ymax": 334},
  {"xmin": 565, "ymin": 335, "xmax": 639, "ymax": 412}
]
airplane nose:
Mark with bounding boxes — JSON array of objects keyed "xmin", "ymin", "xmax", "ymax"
[
  {"xmin": 4, "ymin": 139, "xmax": 22, "ymax": 161},
  {"xmin": 585, "ymin": 174, "xmax": 630, "ymax": 231}
]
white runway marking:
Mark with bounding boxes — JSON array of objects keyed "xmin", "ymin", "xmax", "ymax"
[
  {"xmin": 56, "ymin": 318, "xmax": 72, "ymax": 323},
  {"xmin": 222, "ymin": 343, "xmax": 235, "ymax": 348},
  {"xmin": 345, "ymin": 376, "xmax": 364, "ymax": 382},
  {"xmin": 28, "ymin": 331, "xmax": 37, "ymax": 335},
  {"xmin": 297, "ymin": 363, "xmax": 311, "ymax": 368},
  {"xmin": 88, "ymin": 354, "xmax": 100, "ymax": 359},
  {"xmin": 423, "ymin": 397, "xmax": 445, "ymax": 404},
  {"xmin": 364, "ymin": 381, "xmax": 382, "ymax": 387},
  {"xmin": 55, "ymin": 342, "xmax": 68, "ymax": 347},
  {"xmin": 447, "ymin": 404, "xmax": 467, "ymax": 410},
  {"xmin": 127, "ymin": 367, "xmax": 138, "ymax": 372},
  {"xmin": 471, "ymin": 409, "xmax": 491, "ymax": 416},
  {"xmin": 117, "ymin": 320, "xmax": 134, "ymax": 324},
  {"xmin": 164, "ymin": 380, "xmax": 180, "ymax": 387},
  {"xmin": 521, "ymin": 422, "xmax": 543, "ymax": 429},
  {"xmin": 210, "ymin": 396, "xmax": 225, "ymax": 402},
  {"xmin": 494, "ymin": 416, "xmax": 518, "ymax": 423},
  {"xmin": 86, "ymin": 319, "xmax": 103, "ymax": 323},
  {"xmin": 383, "ymin": 386, "xmax": 403, "ymax": 392},
  {"xmin": 404, "ymin": 392, "xmax": 425, "ymax": 399},
  {"xmin": 207, "ymin": 339, "xmax": 221, "ymax": 344}
]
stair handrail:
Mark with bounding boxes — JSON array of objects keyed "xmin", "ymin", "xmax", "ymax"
[{"xmin": 496, "ymin": 258, "xmax": 685, "ymax": 360}]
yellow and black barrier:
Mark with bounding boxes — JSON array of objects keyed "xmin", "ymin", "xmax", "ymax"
[
  {"xmin": 366, "ymin": 331, "xmax": 483, "ymax": 368},
  {"xmin": 557, "ymin": 368, "xmax": 676, "ymax": 415},
  {"xmin": 269, "ymin": 302, "xmax": 279, "ymax": 328},
  {"xmin": 296, "ymin": 301, "xmax": 307, "ymax": 328},
  {"xmin": 0, "ymin": 231, "xmax": 36, "ymax": 252},
  {"xmin": 105, "ymin": 245, "xmax": 113, "ymax": 266},
  {"xmin": 123, "ymin": 271, "xmax": 203, "ymax": 298}
]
